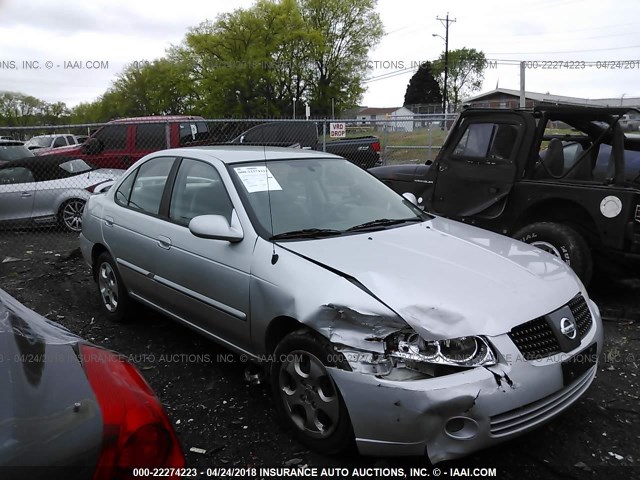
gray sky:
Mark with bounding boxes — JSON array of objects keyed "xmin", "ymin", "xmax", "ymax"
[{"xmin": 0, "ymin": 0, "xmax": 639, "ymax": 109}]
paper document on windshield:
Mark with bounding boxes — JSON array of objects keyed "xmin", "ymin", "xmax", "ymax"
[{"xmin": 234, "ymin": 166, "xmax": 282, "ymax": 193}]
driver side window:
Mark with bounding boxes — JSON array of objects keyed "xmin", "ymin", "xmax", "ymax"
[{"xmin": 453, "ymin": 123, "xmax": 518, "ymax": 161}]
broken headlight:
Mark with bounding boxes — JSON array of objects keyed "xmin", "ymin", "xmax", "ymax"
[{"xmin": 389, "ymin": 331, "xmax": 496, "ymax": 368}]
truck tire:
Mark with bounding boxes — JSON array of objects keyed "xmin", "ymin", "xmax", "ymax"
[{"xmin": 513, "ymin": 222, "xmax": 593, "ymax": 285}]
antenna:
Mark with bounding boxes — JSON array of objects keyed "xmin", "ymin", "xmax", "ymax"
[{"xmin": 263, "ymin": 130, "xmax": 278, "ymax": 265}]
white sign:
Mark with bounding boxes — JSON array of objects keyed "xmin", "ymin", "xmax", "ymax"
[
  {"xmin": 329, "ymin": 122, "xmax": 346, "ymax": 138},
  {"xmin": 190, "ymin": 124, "xmax": 198, "ymax": 139},
  {"xmin": 234, "ymin": 166, "xmax": 282, "ymax": 193}
]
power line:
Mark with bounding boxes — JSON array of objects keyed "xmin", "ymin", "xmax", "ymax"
[{"xmin": 487, "ymin": 44, "xmax": 640, "ymax": 55}]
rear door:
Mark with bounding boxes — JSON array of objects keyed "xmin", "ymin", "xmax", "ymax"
[
  {"xmin": 0, "ymin": 166, "xmax": 36, "ymax": 223},
  {"xmin": 427, "ymin": 111, "xmax": 534, "ymax": 217}
]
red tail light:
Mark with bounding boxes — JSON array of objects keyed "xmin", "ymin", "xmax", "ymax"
[
  {"xmin": 85, "ymin": 180, "xmax": 110, "ymax": 193},
  {"xmin": 80, "ymin": 344, "xmax": 185, "ymax": 480},
  {"xmin": 371, "ymin": 141, "xmax": 381, "ymax": 152}
]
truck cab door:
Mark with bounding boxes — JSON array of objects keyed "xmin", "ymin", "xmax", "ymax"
[{"xmin": 426, "ymin": 111, "xmax": 534, "ymax": 217}]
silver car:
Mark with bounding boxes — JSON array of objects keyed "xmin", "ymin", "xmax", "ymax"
[
  {"xmin": 0, "ymin": 156, "xmax": 123, "ymax": 231},
  {"xmin": 80, "ymin": 146, "xmax": 602, "ymax": 462}
]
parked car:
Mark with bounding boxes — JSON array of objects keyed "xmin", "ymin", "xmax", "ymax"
[
  {"xmin": 24, "ymin": 134, "xmax": 79, "ymax": 150},
  {"xmin": 0, "ymin": 140, "xmax": 34, "ymax": 161},
  {"xmin": 35, "ymin": 116, "xmax": 211, "ymax": 169},
  {"xmin": 230, "ymin": 121, "xmax": 382, "ymax": 169},
  {"xmin": 619, "ymin": 113, "xmax": 640, "ymax": 131},
  {"xmin": 371, "ymin": 106, "xmax": 640, "ymax": 284},
  {"xmin": 0, "ymin": 135, "xmax": 15, "ymax": 141},
  {"xmin": 0, "ymin": 288, "xmax": 185, "ymax": 475},
  {"xmin": 0, "ymin": 156, "xmax": 124, "ymax": 231},
  {"xmin": 80, "ymin": 146, "xmax": 602, "ymax": 463}
]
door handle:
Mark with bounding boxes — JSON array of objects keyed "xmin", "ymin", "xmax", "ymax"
[
  {"xmin": 157, "ymin": 235, "xmax": 172, "ymax": 250},
  {"xmin": 20, "ymin": 192, "xmax": 32, "ymax": 198},
  {"xmin": 488, "ymin": 187, "xmax": 499, "ymax": 194},
  {"xmin": 104, "ymin": 216, "xmax": 114, "ymax": 227},
  {"xmin": 438, "ymin": 163, "xmax": 448, "ymax": 172}
]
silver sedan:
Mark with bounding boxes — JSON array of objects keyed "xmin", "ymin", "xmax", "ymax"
[
  {"xmin": 0, "ymin": 156, "xmax": 123, "ymax": 231},
  {"xmin": 80, "ymin": 146, "xmax": 602, "ymax": 462}
]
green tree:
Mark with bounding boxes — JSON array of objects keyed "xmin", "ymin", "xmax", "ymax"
[
  {"xmin": 433, "ymin": 48, "xmax": 487, "ymax": 109},
  {"xmin": 299, "ymin": 0, "xmax": 383, "ymax": 116},
  {"xmin": 403, "ymin": 62, "xmax": 442, "ymax": 106},
  {"xmin": 0, "ymin": 91, "xmax": 69, "ymax": 126}
]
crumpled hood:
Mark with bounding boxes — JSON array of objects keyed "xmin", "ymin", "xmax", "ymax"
[{"xmin": 280, "ymin": 217, "xmax": 583, "ymax": 340}]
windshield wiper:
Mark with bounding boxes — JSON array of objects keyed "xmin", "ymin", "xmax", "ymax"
[
  {"xmin": 270, "ymin": 228, "xmax": 343, "ymax": 240},
  {"xmin": 346, "ymin": 217, "xmax": 423, "ymax": 232}
]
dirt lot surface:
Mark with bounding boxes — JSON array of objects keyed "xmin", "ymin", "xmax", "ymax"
[{"xmin": 1, "ymin": 231, "xmax": 639, "ymax": 479}]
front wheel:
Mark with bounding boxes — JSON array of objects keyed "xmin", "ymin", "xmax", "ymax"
[
  {"xmin": 95, "ymin": 252, "xmax": 131, "ymax": 323},
  {"xmin": 513, "ymin": 221, "xmax": 593, "ymax": 285},
  {"xmin": 270, "ymin": 330, "xmax": 354, "ymax": 455},
  {"xmin": 59, "ymin": 198, "xmax": 86, "ymax": 232}
]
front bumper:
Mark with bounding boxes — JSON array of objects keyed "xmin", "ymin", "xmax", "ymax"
[{"xmin": 328, "ymin": 300, "xmax": 603, "ymax": 463}]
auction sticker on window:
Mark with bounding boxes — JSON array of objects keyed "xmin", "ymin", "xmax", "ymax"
[{"xmin": 234, "ymin": 166, "xmax": 282, "ymax": 193}]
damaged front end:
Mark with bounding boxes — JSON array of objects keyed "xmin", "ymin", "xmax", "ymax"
[
  {"xmin": 322, "ymin": 304, "xmax": 497, "ymax": 381},
  {"xmin": 312, "ymin": 299, "xmax": 600, "ymax": 463}
]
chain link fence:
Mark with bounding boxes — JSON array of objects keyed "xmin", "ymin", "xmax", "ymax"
[{"xmin": 0, "ymin": 114, "xmax": 455, "ymax": 259}]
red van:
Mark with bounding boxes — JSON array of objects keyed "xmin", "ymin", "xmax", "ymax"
[{"xmin": 35, "ymin": 116, "xmax": 210, "ymax": 169}]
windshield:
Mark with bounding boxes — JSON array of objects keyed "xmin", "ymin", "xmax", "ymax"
[
  {"xmin": 0, "ymin": 144, "xmax": 35, "ymax": 161},
  {"xmin": 229, "ymin": 158, "xmax": 428, "ymax": 238},
  {"xmin": 25, "ymin": 136, "xmax": 53, "ymax": 148}
]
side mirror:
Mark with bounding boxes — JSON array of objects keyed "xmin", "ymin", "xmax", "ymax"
[
  {"xmin": 83, "ymin": 137, "xmax": 103, "ymax": 155},
  {"xmin": 189, "ymin": 214, "xmax": 243, "ymax": 242},
  {"xmin": 402, "ymin": 192, "xmax": 418, "ymax": 206}
]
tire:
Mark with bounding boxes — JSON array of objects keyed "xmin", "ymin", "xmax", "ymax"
[
  {"xmin": 270, "ymin": 329, "xmax": 354, "ymax": 455},
  {"xmin": 58, "ymin": 198, "xmax": 86, "ymax": 232},
  {"xmin": 513, "ymin": 222, "xmax": 593, "ymax": 285},
  {"xmin": 95, "ymin": 252, "xmax": 131, "ymax": 323}
]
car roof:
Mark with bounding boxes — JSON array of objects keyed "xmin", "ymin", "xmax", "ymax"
[
  {"xmin": 109, "ymin": 115, "xmax": 205, "ymax": 124},
  {"xmin": 155, "ymin": 146, "xmax": 342, "ymax": 164},
  {"xmin": 0, "ymin": 154, "xmax": 75, "ymax": 169},
  {"xmin": 0, "ymin": 140, "xmax": 24, "ymax": 146}
]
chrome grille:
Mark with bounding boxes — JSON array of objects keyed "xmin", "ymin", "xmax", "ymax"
[
  {"xmin": 509, "ymin": 294, "xmax": 593, "ymax": 361},
  {"xmin": 508, "ymin": 317, "xmax": 561, "ymax": 360},
  {"xmin": 568, "ymin": 294, "xmax": 592, "ymax": 337}
]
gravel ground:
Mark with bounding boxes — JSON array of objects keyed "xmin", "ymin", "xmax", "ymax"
[{"xmin": 1, "ymin": 231, "xmax": 639, "ymax": 479}]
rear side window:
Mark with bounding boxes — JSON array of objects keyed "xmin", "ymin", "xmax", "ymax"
[
  {"xmin": 94, "ymin": 125, "xmax": 127, "ymax": 151},
  {"xmin": 66, "ymin": 135, "xmax": 76, "ymax": 145},
  {"xmin": 453, "ymin": 123, "xmax": 518, "ymax": 161},
  {"xmin": 135, "ymin": 123, "xmax": 166, "ymax": 150},
  {"xmin": 118, "ymin": 157, "xmax": 174, "ymax": 215},
  {"xmin": 179, "ymin": 122, "xmax": 208, "ymax": 146},
  {"xmin": 0, "ymin": 167, "xmax": 34, "ymax": 185},
  {"xmin": 53, "ymin": 136, "xmax": 66, "ymax": 148}
]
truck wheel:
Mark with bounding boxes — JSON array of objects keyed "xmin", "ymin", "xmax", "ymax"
[
  {"xmin": 270, "ymin": 329, "xmax": 354, "ymax": 455},
  {"xmin": 513, "ymin": 222, "xmax": 593, "ymax": 285}
]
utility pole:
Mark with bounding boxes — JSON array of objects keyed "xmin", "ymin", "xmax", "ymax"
[{"xmin": 435, "ymin": 13, "xmax": 456, "ymax": 114}]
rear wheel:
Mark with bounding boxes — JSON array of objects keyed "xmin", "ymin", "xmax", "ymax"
[
  {"xmin": 59, "ymin": 198, "xmax": 86, "ymax": 232},
  {"xmin": 270, "ymin": 329, "xmax": 354, "ymax": 455},
  {"xmin": 95, "ymin": 252, "xmax": 131, "ymax": 323},
  {"xmin": 513, "ymin": 221, "xmax": 593, "ymax": 285}
]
